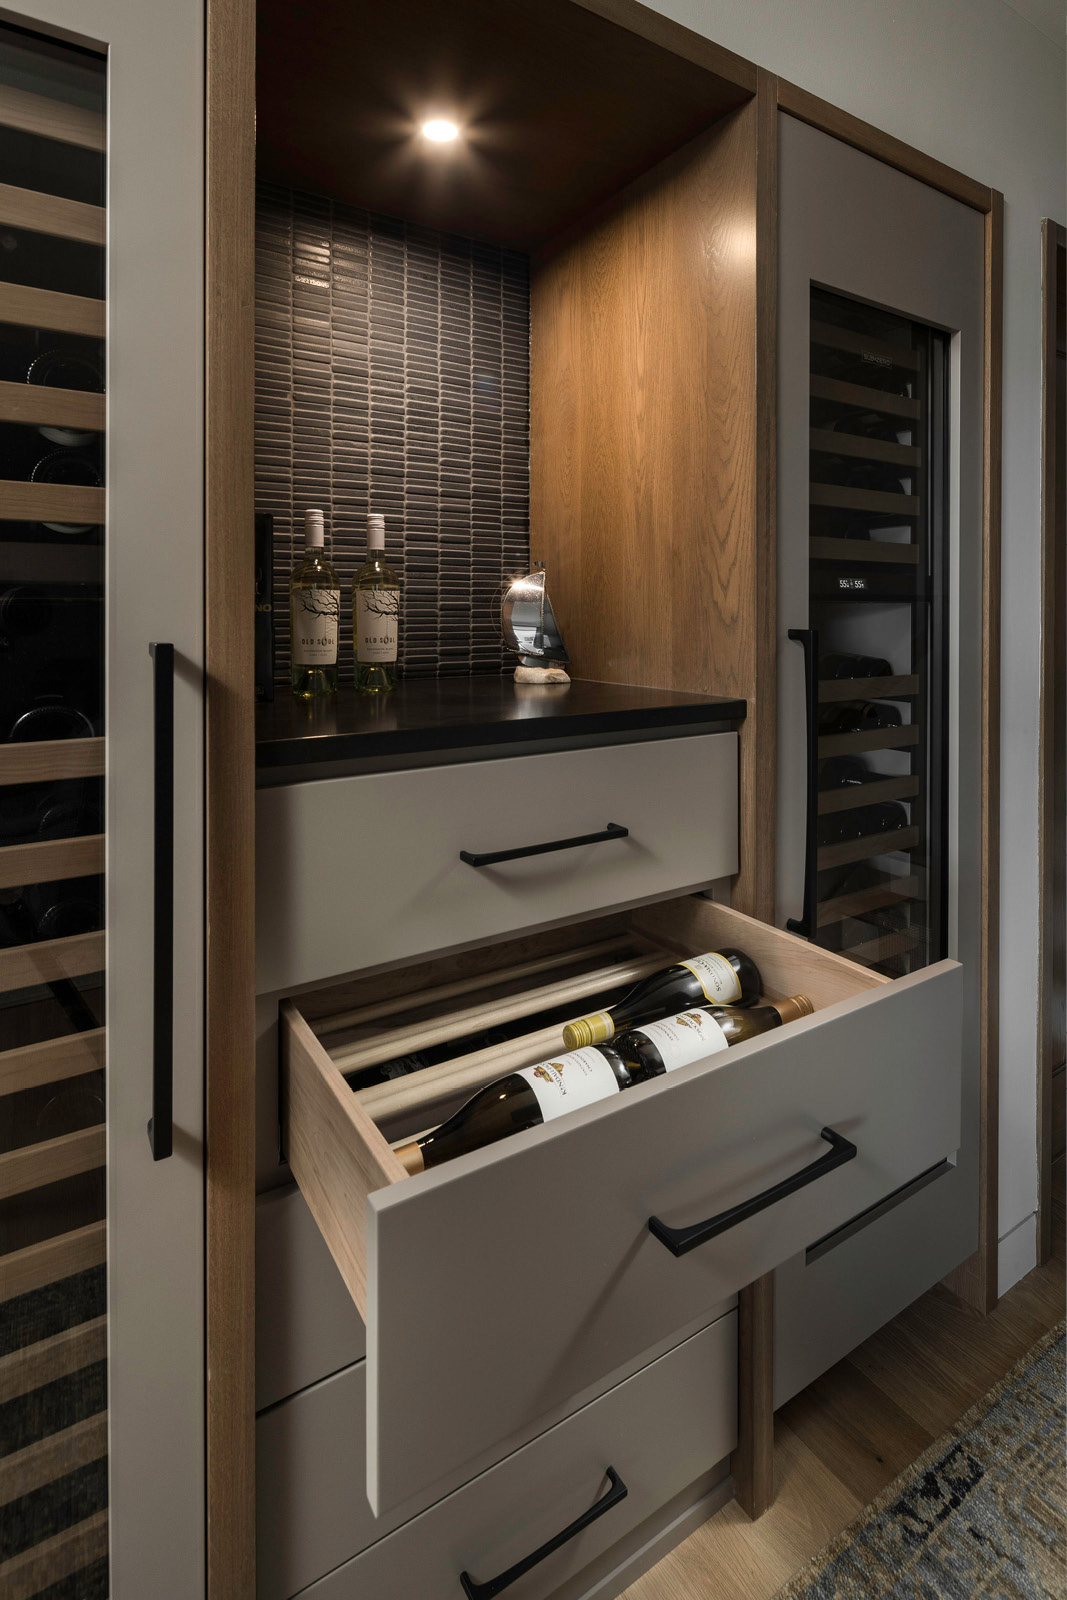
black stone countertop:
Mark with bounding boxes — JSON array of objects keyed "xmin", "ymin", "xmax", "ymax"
[{"xmin": 256, "ymin": 676, "xmax": 746, "ymax": 771}]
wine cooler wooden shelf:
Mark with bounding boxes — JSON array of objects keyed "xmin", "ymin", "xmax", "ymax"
[
  {"xmin": 842, "ymin": 928, "xmax": 924, "ymax": 968},
  {"xmin": 0, "ymin": 378, "xmax": 104, "ymax": 432},
  {"xmin": 0, "ymin": 281, "xmax": 104, "ymax": 340},
  {"xmin": 818, "ymin": 675, "xmax": 919, "ymax": 702},
  {"xmin": 0, "ymin": 929, "xmax": 104, "ymax": 993},
  {"xmin": 0, "ymin": 1408, "xmax": 107, "ymax": 1504},
  {"xmin": 819, "ymin": 724, "xmax": 920, "ymax": 758},
  {"xmin": 817, "ymin": 774, "xmax": 919, "ymax": 814},
  {"xmin": 817, "ymin": 825, "xmax": 921, "ymax": 872},
  {"xmin": 0, "ymin": 180, "xmax": 104, "ymax": 245},
  {"xmin": 0, "ymin": 833, "xmax": 104, "ymax": 892},
  {"xmin": 810, "ymin": 484, "xmax": 919, "ymax": 517},
  {"xmin": 0, "ymin": 1218, "xmax": 106, "ymax": 1302},
  {"xmin": 809, "ymin": 427, "xmax": 921, "ymax": 468},
  {"xmin": 0, "ymin": 1508, "xmax": 109, "ymax": 1600},
  {"xmin": 809, "ymin": 537, "xmax": 919, "ymax": 565},
  {"xmin": 809, "ymin": 321, "xmax": 920, "ymax": 372},
  {"xmin": 809, "ymin": 374, "xmax": 919, "ymax": 419},
  {"xmin": 817, "ymin": 873, "xmax": 922, "ymax": 929},
  {"xmin": 0, "ymin": 738, "xmax": 104, "ymax": 787},
  {"xmin": 0, "ymin": 1027, "xmax": 105, "ymax": 1095},
  {"xmin": 0, "ymin": 1313, "xmax": 106, "ymax": 1405},
  {"xmin": 0, "ymin": 1123, "xmax": 105, "ymax": 1202},
  {"xmin": 0, "ymin": 479, "xmax": 104, "ymax": 524},
  {"xmin": 0, "ymin": 84, "xmax": 105, "ymax": 151}
]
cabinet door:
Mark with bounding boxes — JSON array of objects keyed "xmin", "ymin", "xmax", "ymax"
[
  {"xmin": 774, "ymin": 113, "xmax": 984, "ymax": 1396},
  {"xmin": 0, "ymin": 6, "xmax": 205, "ymax": 1598}
]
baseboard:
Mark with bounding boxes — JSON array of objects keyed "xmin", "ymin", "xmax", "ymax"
[
  {"xmin": 550, "ymin": 1464, "xmax": 735, "ymax": 1600},
  {"xmin": 998, "ymin": 1211, "xmax": 1037, "ymax": 1296}
]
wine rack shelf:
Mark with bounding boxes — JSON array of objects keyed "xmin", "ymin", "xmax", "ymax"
[
  {"xmin": 817, "ymin": 774, "xmax": 920, "ymax": 814},
  {"xmin": 0, "ymin": 1028, "xmax": 105, "ymax": 1096},
  {"xmin": 817, "ymin": 824, "xmax": 920, "ymax": 872},
  {"xmin": 0, "ymin": 479, "xmax": 104, "ymax": 523},
  {"xmin": 809, "ymin": 374, "xmax": 919, "ymax": 419},
  {"xmin": 817, "ymin": 873, "xmax": 922, "ymax": 929},
  {"xmin": 0, "ymin": 378, "xmax": 104, "ymax": 432},
  {"xmin": 0, "ymin": 180, "xmax": 105, "ymax": 245},
  {"xmin": 0, "ymin": 281, "xmax": 105, "ymax": 339},
  {"xmin": 842, "ymin": 928, "xmax": 923, "ymax": 967},
  {"xmin": 0, "ymin": 1218, "xmax": 106, "ymax": 1302},
  {"xmin": 0, "ymin": 1410, "xmax": 107, "ymax": 1504},
  {"xmin": 0, "ymin": 929, "xmax": 105, "ymax": 993},
  {"xmin": 0, "ymin": 1124, "xmax": 105, "ymax": 1202},
  {"xmin": 0, "ymin": 737, "xmax": 104, "ymax": 786},
  {"xmin": 810, "ymin": 483, "xmax": 919, "ymax": 517},
  {"xmin": 818, "ymin": 724, "xmax": 920, "ymax": 758},
  {"xmin": 809, "ymin": 427, "xmax": 920, "ymax": 468},
  {"xmin": 0, "ymin": 1508, "xmax": 109, "ymax": 1599},
  {"xmin": 0, "ymin": 832, "xmax": 104, "ymax": 892},
  {"xmin": 809, "ymin": 537, "xmax": 919, "ymax": 565},
  {"xmin": 810, "ymin": 321, "xmax": 920, "ymax": 371},
  {"xmin": 0, "ymin": 84, "xmax": 106, "ymax": 151},
  {"xmin": 0, "ymin": 1314, "xmax": 107, "ymax": 1406},
  {"xmin": 818, "ymin": 674, "xmax": 919, "ymax": 702}
]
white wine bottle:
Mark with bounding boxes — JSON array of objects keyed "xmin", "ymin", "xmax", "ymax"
[
  {"xmin": 562, "ymin": 947, "xmax": 762, "ymax": 1050},
  {"xmin": 393, "ymin": 995, "xmax": 812, "ymax": 1174},
  {"xmin": 354, "ymin": 512, "xmax": 400, "ymax": 693},
  {"xmin": 289, "ymin": 508, "xmax": 340, "ymax": 699}
]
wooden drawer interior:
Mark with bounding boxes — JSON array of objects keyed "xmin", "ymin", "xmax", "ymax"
[{"xmin": 282, "ymin": 895, "xmax": 889, "ymax": 1321}]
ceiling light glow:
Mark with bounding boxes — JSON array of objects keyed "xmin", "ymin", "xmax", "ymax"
[{"xmin": 421, "ymin": 118, "xmax": 459, "ymax": 143}]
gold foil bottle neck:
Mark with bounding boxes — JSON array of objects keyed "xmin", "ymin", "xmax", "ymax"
[
  {"xmin": 394, "ymin": 1140, "xmax": 425, "ymax": 1176},
  {"xmin": 771, "ymin": 994, "xmax": 814, "ymax": 1025},
  {"xmin": 562, "ymin": 1012, "xmax": 613, "ymax": 1051}
]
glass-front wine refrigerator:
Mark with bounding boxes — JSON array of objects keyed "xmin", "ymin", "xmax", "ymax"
[{"xmin": 788, "ymin": 285, "xmax": 949, "ymax": 980}]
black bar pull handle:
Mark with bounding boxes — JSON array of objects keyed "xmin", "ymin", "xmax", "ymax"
[
  {"xmin": 460, "ymin": 822, "xmax": 628, "ymax": 869},
  {"xmin": 147, "ymin": 642, "xmax": 174, "ymax": 1161},
  {"xmin": 787, "ymin": 626, "xmax": 819, "ymax": 938},
  {"xmin": 647, "ymin": 1127, "xmax": 857, "ymax": 1258},
  {"xmin": 459, "ymin": 1467, "xmax": 628, "ymax": 1600}
]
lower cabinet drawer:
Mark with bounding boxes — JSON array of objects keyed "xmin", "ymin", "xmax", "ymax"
[
  {"xmin": 257, "ymin": 1310, "xmax": 737, "ymax": 1600},
  {"xmin": 281, "ymin": 894, "xmax": 962, "ymax": 1520}
]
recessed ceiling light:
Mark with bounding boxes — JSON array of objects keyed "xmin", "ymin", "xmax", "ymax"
[{"xmin": 421, "ymin": 119, "xmax": 459, "ymax": 143}]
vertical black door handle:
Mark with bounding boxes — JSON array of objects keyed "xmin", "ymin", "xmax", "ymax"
[
  {"xmin": 148, "ymin": 642, "xmax": 174, "ymax": 1160},
  {"xmin": 787, "ymin": 627, "xmax": 819, "ymax": 939}
]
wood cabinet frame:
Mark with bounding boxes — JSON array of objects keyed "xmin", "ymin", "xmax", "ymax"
[{"xmin": 204, "ymin": 2, "xmax": 1002, "ymax": 1589}]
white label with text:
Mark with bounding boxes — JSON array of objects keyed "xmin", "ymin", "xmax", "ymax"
[
  {"xmin": 680, "ymin": 952, "xmax": 742, "ymax": 1003},
  {"xmin": 293, "ymin": 587, "xmax": 339, "ymax": 665},
  {"xmin": 518, "ymin": 1048, "xmax": 621, "ymax": 1121},
  {"xmin": 356, "ymin": 589, "xmax": 399, "ymax": 662},
  {"xmin": 637, "ymin": 1009, "xmax": 730, "ymax": 1072}
]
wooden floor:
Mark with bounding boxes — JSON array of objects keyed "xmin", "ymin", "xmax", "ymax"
[{"xmin": 621, "ymin": 1158, "xmax": 1065, "ymax": 1600}]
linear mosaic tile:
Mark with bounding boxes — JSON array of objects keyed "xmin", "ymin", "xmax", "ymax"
[{"xmin": 255, "ymin": 182, "xmax": 531, "ymax": 681}]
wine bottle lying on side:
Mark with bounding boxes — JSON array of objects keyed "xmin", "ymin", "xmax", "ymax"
[
  {"xmin": 394, "ymin": 995, "xmax": 813, "ymax": 1174},
  {"xmin": 561, "ymin": 946, "xmax": 762, "ymax": 1050}
]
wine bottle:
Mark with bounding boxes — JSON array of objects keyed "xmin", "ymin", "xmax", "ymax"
[
  {"xmin": 354, "ymin": 512, "xmax": 400, "ymax": 693},
  {"xmin": 289, "ymin": 508, "xmax": 340, "ymax": 700},
  {"xmin": 818, "ymin": 755, "xmax": 870, "ymax": 789},
  {"xmin": 819, "ymin": 652, "xmax": 892, "ymax": 680},
  {"xmin": 817, "ymin": 800, "xmax": 909, "ymax": 847},
  {"xmin": 394, "ymin": 994, "xmax": 813, "ymax": 1175},
  {"xmin": 561, "ymin": 947, "xmax": 762, "ymax": 1051},
  {"xmin": 819, "ymin": 700, "xmax": 903, "ymax": 734}
]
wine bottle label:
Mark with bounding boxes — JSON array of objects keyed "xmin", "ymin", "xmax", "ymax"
[
  {"xmin": 517, "ymin": 1047, "xmax": 621, "ymax": 1121},
  {"xmin": 293, "ymin": 588, "xmax": 339, "ymax": 664},
  {"xmin": 636, "ymin": 1010, "xmax": 729, "ymax": 1071},
  {"xmin": 680, "ymin": 952, "xmax": 743, "ymax": 1004},
  {"xmin": 356, "ymin": 589, "xmax": 399, "ymax": 662}
]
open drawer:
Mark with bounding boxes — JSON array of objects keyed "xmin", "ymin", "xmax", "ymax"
[{"xmin": 281, "ymin": 895, "xmax": 962, "ymax": 1519}]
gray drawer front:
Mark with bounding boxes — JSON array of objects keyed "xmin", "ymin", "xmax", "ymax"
[
  {"xmin": 365, "ymin": 958, "xmax": 961, "ymax": 1516},
  {"xmin": 256, "ymin": 1185, "xmax": 365, "ymax": 1412},
  {"xmin": 261, "ymin": 1311, "xmax": 736, "ymax": 1600},
  {"xmin": 256, "ymin": 733, "xmax": 738, "ymax": 993}
]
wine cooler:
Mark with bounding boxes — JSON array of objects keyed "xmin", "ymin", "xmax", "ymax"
[{"xmin": 790, "ymin": 285, "xmax": 949, "ymax": 979}]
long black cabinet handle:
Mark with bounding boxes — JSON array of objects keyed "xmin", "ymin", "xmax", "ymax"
[
  {"xmin": 460, "ymin": 822, "xmax": 628, "ymax": 868},
  {"xmin": 459, "ymin": 1467, "xmax": 628, "ymax": 1600},
  {"xmin": 647, "ymin": 1127, "xmax": 857, "ymax": 1257},
  {"xmin": 147, "ymin": 642, "xmax": 174, "ymax": 1161},
  {"xmin": 786, "ymin": 626, "xmax": 819, "ymax": 938}
]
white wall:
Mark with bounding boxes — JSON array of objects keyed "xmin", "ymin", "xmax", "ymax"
[{"xmin": 643, "ymin": 0, "xmax": 1065, "ymax": 1289}]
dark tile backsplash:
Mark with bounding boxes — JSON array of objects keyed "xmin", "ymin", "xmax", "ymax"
[{"xmin": 255, "ymin": 183, "xmax": 531, "ymax": 681}]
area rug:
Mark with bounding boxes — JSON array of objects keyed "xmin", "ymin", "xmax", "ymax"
[{"xmin": 772, "ymin": 1320, "xmax": 1066, "ymax": 1600}]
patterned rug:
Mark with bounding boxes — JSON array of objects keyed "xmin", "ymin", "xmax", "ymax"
[{"xmin": 773, "ymin": 1320, "xmax": 1066, "ymax": 1600}]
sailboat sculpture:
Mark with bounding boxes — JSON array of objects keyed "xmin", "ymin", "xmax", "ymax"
[{"xmin": 500, "ymin": 562, "xmax": 571, "ymax": 682}]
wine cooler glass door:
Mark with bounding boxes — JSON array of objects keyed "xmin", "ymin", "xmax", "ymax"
[{"xmin": 0, "ymin": 7, "xmax": 205, "ymax": 1599}]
